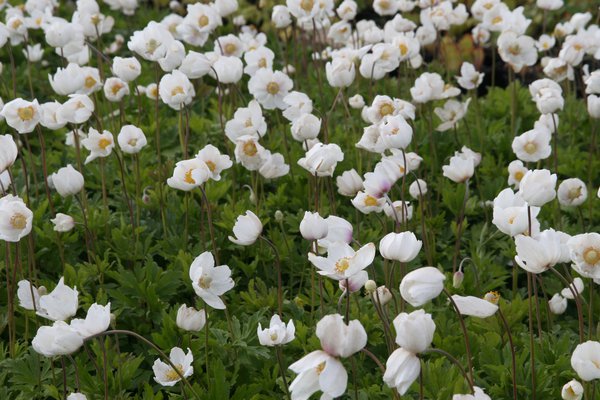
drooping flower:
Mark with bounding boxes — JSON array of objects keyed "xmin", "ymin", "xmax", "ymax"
[
  {"xmin": 571, "ymin": 341, "xmax": 600, "ymax": 381},
  {"xmin": 399, "ymin": 266, "xmax": 446, "ymax": 307},
  {"xmin": 176, "ymin": 304, "xmax": 206, "ymax": 332},
  {"xmin": 229, "ymin": 210, "xmax": 262, "ymax": 246},
  {"xmin": 32, "ymin": 321, "xmax": 84, "ymax": 357}
]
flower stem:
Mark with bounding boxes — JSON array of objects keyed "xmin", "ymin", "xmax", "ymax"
[
  {"xmin": 275, "ymin": 347, "xmax": 291, "ymax": 400},
  {"xmin": 443, "ymin": 288, "xmax": 474, "ymax": 386},
  {"xmin": 260, "ymin": 235, "xmax": 283, "ymax": 317},
  {"xmin": 498, "ymin": 307, "xmax": 518, "ymax": 400}
]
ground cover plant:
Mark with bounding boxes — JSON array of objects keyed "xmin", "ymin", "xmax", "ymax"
[{"xmin": 0, "ymin": 0, "xmax": 599, "ymax": 398}]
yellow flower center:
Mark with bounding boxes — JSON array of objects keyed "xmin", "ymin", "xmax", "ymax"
[
  {"xmin": 146, "ymin": 39, "xmax": 160, "ymax": 55},
  {"xmin": 10, "ymin": 213, "xmax": 27, "ymax": 230},
  {"xmin": 399, "ymin": 43, "xmax": 408, "ymax": 56},
  {"xmin": 205, "ymin": 160, "xmax": 216, "ymax": 172},
  {"xmin": 128, "ymin": 138, "xmax": 138, "ymax": 147},
  {"xmin": 567, "ymin": 186, "xmax": 582, "ymax": 200},
  {"xmin": 258, "ymin": 58, "xmax": 267, "ymax": 68},
  {"xmin": 244, "ymin": 118, "xmax": 253, "ymax": 128},
  {"xmin": 224, "ymin": 43, "xmax": 237, "ymax": 55},
  {"xmin": 111, "ymin": 82, "xmax": 124, "ymax": 96},
  {"xmin": 379, "ymin": 0, "xmax": 390, "ymax": 9},
  {"xmin": 17, "ymin": 106, "xmax": 35, "ymax": 121},
  {"xmin": 484, "ymin": 291, "xmax": 500, "ymax": 305},
  {"xmin": 266, "ymin": 82, "xmax": 280, "ymax": 95},
  {"xmin": 514, "ymin": 171, "xmax": 524, "ymax": 182},
  {"xmin": 85, "ymin": 76, "xmax": 97, "ymax": 89},
  {"xmin": 300, "ymin": 0, "xmax": 314, "ymax": 12},
  {"xmin": 198, "ymin": 15, "xmax": 209, "ymax": 27},
  {"xmin": 379, "ymin": 103, "xmax": 394, "ymax": 117},
  {"xmin": 315, "ymin": 361, "xmax": 326, "ymax": 375},
  {"xmin": 150, "ymin": 86, "xmax": 159, "ymax": 98},
  {"xmin": 364, "ymin": 195, "xmax": 378, "ymax": 207},
  {"xmin": 524, "ymin": 142, "xmax": 537, "ymax": 154},
  {"xmin": 184, "ymin": 169, "xmax": 195, "ymax": 184},
  {"xmin": 199, "ymin": 276, "xmax": 212, "ymax": 289},
  {"xmin": 11, "ymin": 19, "xmax": 22, "ymax": 29},
  {"xmin": 171, "ymin": 86, "xmax": 184, "ymax": 97},
  {"xmin": 583, "ymin": 248, "xmax": 600, "ymax": 266},
  {"xmin": 98, "ymin": 138, "xmax": 112, "ymax": 150},
  {"xmin": 270, "ymin": 333, "xmax": 278, "ymax": 341},
  {"xmin": 243, "ymin": 141, "xmax": 258, "ymax": 156},
  {"xmin": 491, "ymin": 16, "xmax": 502, "ymax": 25},
  {"xmin": 335, "ymin": 257, "xmax": 350, "ymax": 273},
  {"xmin": 90, "ymin": 14, "xmax": 101, "ymax": 26},
  {"xmin": 508, "ymin": 45, "xmax": 521, "ymax": 56},
  {"xmin": 164, "ymin": 364, "xmax": 184, "ymax": 381}
]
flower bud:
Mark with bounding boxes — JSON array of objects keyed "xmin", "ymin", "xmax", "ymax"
[
  {"xmin": 275, "ymin": 210, "xmax": 284, "ymax": 222},
  {"xmin": 453, "ymin": 270, "xmax": 464, "ymax": 288},
  {"xmin": 365, "ymin": 280, "xmax": 377, "ymax": 293}
]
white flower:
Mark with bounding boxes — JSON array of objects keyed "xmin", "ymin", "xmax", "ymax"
[
  {"xmin": 567, "ymin": 233, "xmax": 600, "ymax": 279},
  {"xmin": 507, "ymin": 160, "xmax": 529, "ymax": 189},
  {"xmin": 81, "ymin": 128, "xmax": 114, "ymax": 164},
  {"xmin": 234, "ymin": 135, "xmax": 268, "ymax": 171},
  {"xmin": 159, "ymin": 70, "xmax": 195, "ymax": 110},
  {"xmin": 557, "ymin": 178, "xmax": 587, "ymax": 207},
  {"xmin": 282, "ymin": 91, "xmax": 313, "ymax": 121},
  {"xmin": 49, "ymin": 63, "xmax": 84, "ymax": 95},
  {"xmin": 379, "ymin": 232, "xmax": 422, "ymax": 262},
  {"xmin": 248, "ymin": 69, "xmax": 293, "ymax": 110},
  {"xmin": 399, "ymin": 266, "xmax": 446, "ymax": 307},
  {"xmin": 309, "ymin": 242, "xmax": 376, "ymax": 281},
  {"xmin": 189, "ymin": 251, "xmax": 234, "ymax": 310},
  {"xmin": 393, "ymin": 309, "xmax": 435, "ymax": 353},
  {"xmin": 409, "ymin": 179, "xmax": 427, "ymax": 199},
  {"xmin": 514, "ymin": 229, "xmax": 562, "ymax": 274},
  {"xmin": 259, "ymin": 151, "xmax": 290, "ymax": 179},
  {"xmin": 0, "ymin": 195, "xmax": 33, "ymax": 242},
  {"xmin": 37, "ymin": 277, "xmax": 78, "ymax": 321},
  {"xmin": 229, "ymin": 210, "xmax": 262, "ymax": 246},
  {"xmin": 17, "ymin": 279, "xmax": 46, "ymax": 311},
  {"xmin": 300, "ymin": 211, "xmax": 328, "ymax": 241},
  {"xmin": 117, "ymin": 125, "xmax": 147, "ymax": 154},
  {"xmin": 70, "ymin": 303, "xmax": 111, "ymax": 338},
  {"xmin": 127, "ymin": 21, "xmax": 174, "ymax": 61},
  {"xmin": 176, "ymin": 304, "xmax": 206, "ymax": 332},
  {"xmin": 452, "ymin": 386, "xmax": 492, "ymax": 400},
  {"xmin": 224, "ymin": 100, "xmax": 267, "ymax": 143},
  {"xmin": 112, "ymin": 56, "xmax": 141, "ymax": 82},
  {"xmin": 152, "ymin": 347, "xmax": 194, "ymax": 386},
  {"xmin": 32, "ymin": 321, "xmax": 83, "ymax": 357},
  {"xmin": 443, "ymin": 154, "xmax": 474, "ymax": 183},
  {"xmin": 456, "ymin": 62, "xmax": 484, "ymax": 90},
  {"xmin": 51, "ymin": 165, "xmax": 84, "ymax": 197},
  {"xmin": 57, "ymin": 94, "xmax": 94, "ymax": 124},
  {"xmin": 518, "ymin": 169, "xmax": 557, "ymax": 207},
  {"xmin": 0, "ymin": 134, "xmax": 18, "ymax": 173},
  {"xmin": 196, "ymin": 145, "xmax": 232, "ymax": 181},
  {"xmin": 435, "ymin": 99, "xmax": 471, "ymax": 132},
  {"xmin": 66, "ymin": 393, "xmax": 87, "ymax": 400},
  {"xmin": 167, "ymin": 158, "xmax": 211, "ymax": 191},
  {"xmin": 0, "ymin": 98, "xmax": 41, "ymax": 134},
  {"xmin": 103, "ymin": 77, "xmax": 130, "ymax": 102},
  {"xmin": 571, "ymin": 341, "xmax": 600, "ymax": 381},
  {"xmin": 549, "ymin": 293, "xmax": 568, "ymax": 315},
  {"xmin": 450, "ymin": 295, "xmax": 499, "ymax": 318},
  {"xmin": 336, "ymin": 169, "xmax": 363, "ymax": 197},
  {"xmin": 348, "ymin": 94, "xmax": 365, "ymax": 109},
  {"xmin": 51, "ymin": 213, "xmax": 75, "ymax": 233},
  {"xmin": 257, "ymin": 314, "xmax": 295, "ymax": 346},
  {"xmin": 562, "ymin": 379, "xmax": 584, "ymax": 400},
  {"xmin": 298, "ymin": 143, "xmax": 344, "ymax": 177},
  {"xmin": 383, "ymin": 348, "xmax": 420, "ymax": 395},
  {"xmin": 290, "ymin": 113, "xmax": 321, "ymax": 141}
]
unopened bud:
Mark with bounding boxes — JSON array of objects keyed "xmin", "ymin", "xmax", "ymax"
[
  {"xmin": 365, "ymin": 280, "xmax": 377, "ymax": 293},
  {"xmin": 453, "ymin": 270, "xmax": 464, "ymax": 288},
  {"xmin": 142, "ymin": 193, "xmax": 151, "ymax": 204},
  {"xmin": 275, "ymin": 210, "xmax": 284, "ymax": 222},
  {"xmin": 293, "ymin": 296, "xmax": 304, "ymax": 308}
]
